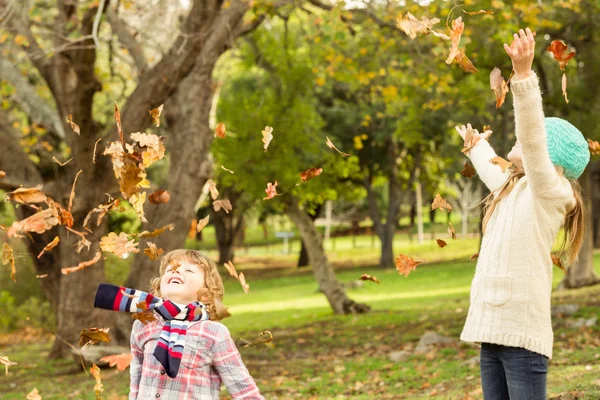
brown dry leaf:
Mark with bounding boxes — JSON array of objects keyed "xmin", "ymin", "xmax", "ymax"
[
  {"xmin": 68, "ymin": 170, "xmax": 83, "ymax": 212},
  {"xmin": 463, "ymin": 9, "xmax": 494, "ymax": 16},
  {"xmin": 238, "ymin": 272, "xmax": 250, "ymax": 294},
  {"xmin": 0, "ymin": 355, "xmax": 17, "ymax": 375},
  {"xmin": 138, "ymin": 223, "xmax": 175, "ymax": 238},
  {"xmin": 2, "ymin": 243, "xmax": 16, "ymax": 283},
  {"xmin": 26, "ymin": 388, "xmax": 42, "ymax": 400},
  {"xmin": 130, "ymin": 133, "xmax": 166, "ymax": 167},
  {"xmin": 99, "ymin": 353, "xmax": 133, "ymax": 372},
  {"xmin": 436, "ymin": 238, "xmax": 448, "ymax": 248},
  {"xmin": 224, "ymin": 261, "xmax": 239, "ymax": 279},
  {"xmin": 326, "ymin": 136, "xmax": 350, "ymax": 156},
  {"xmin": 207, "ymin": 180, "xmax": 219, "ymax": 200},
  {"xmin": 90, "ymin": 363, "xmax": 104, "ymax": 399},
  {"xmin": 196, "ymin": 215, "xmax": 210, "ymax": 233},
  {"xmin": 551, "ymin": 253, "xmax": 567, "ymax": 274},
  {"xmin": 461, "ymin": 125, "xmax": 483, "ymax": 155},
  {"xmin": 129, "ymin": 192, "xmax": 148, "ymax": 223},
  {"xmin": 445, "ymin": 17, "xmax": 464, "ymax": 65},
  {"xmin": 300, "ymin": 167, "xmax": 323, "ymax": 182},
  {"xmin": 395, "ymin": 254, "xmax": 423, "ymax": 277},
  {"xmin": 0, "ymin": 171, "xmax": 5, "ymax": 178},
  {"xmin": 93, "ymin": 138, "xmax": 102, "ymax": 164},
  {"xmin": 132, "ymin": 310, "xmax": 157, "ymax": 325},
  {"xmin": 215, "ymin": 122, "xmax": 226, "ymax": 139},
  {"xmin": 490, "ymin": 67, "xmax": 509, "ymax": 108},
  {"xmin": 547, "ymin": 40, "xmax": 575, "ymax": 71},
  {"xmin": 7, "ymin": 207, "xmax": 60, "ymax": 238},
  {"xmin": 100, "ymin": 232, "xmax": 139, "ymax": 257},
  {"xmin": 66, "ymin": 114, "xmax": 80, "ymax": 135},
  {"xmin": 588, "ymin": 139, "xmax": 600, "ymax": 155},
  {"xmin": 562, "ymin": 73, "xmax": 569, "ymax": 104},
  {"xmin": 240, "ymin": 331, "xmax": 274, "ymax": 348},
  {"xmin": 263, "ymin": 181, "xmax": 279, "ymax": 200},
  {"xmin": 431, "ymin": 194, "xmax": 453, "ymax": 212},
  {"xmin": 52, "ymin": 156, "xmax": 73, "ymax": 166},
  {"xmin": 37, "ymin": 236, "xmax": 60, "ymax": 259},
  {"xmin": 456, "ymin": 50, "xmax": 478, "ymax": 73},
  {"xmin": 143, "ymin": 242, "xmax": 163, "ymax": 261},
  {"xmin": 221, "ymin": 165, "xmax": 234, "ymax": 174},
  {"xmin": 461, "ymin": 161, "xmax": 476, "ymax": 178},
  {"xmin": 61, "ymin": 251, "xmax": 102, "ymax": 275},
  {"xmin": 5, "ymin": 185, "xmax": 47, "ymax": 204},
  {"xmin": 396, "ymin": 12, "xmax": 449, "ymax": 40},
  {"xmin": 79, "ymin": 327, "xmax": 111, "ymax": 348},
  {"xmin": 148, "ymin": 104, "xmax": 164, "ymax": 127},
  {"xmin": 114, "ymin": 102, "xmax": 125, "ymax": 143},
  {"xmin": 148, "ymin": 189, "xmax": 170, "ymax": 205},
  {"xmin": 490, "ymin": 156, "xmax": 512, "ymax": 172},
  {"xmin": 83, "ymin": 197, "xmax": 122, "ymax": 231},
  {"xmin": 262, "ymin": 126, "xmax": 274, "ymax": 151},
  {"xmin": 359, "ymin": 274, "xmax": 380, "ymax": 284},
  {"xmin": 470, "ymin": 253, "xmax": 479, "ymax": 261},
  {"xmin": 448, "ymin": 222, "xmax": 457, "ymax": 239},
  {"xmin": 213, "ymin": 199, "xmax": 232, "ymax": 214},
  {"xmin": 47, "ymin": 199, "xmax": 74, "ymax": 228}
]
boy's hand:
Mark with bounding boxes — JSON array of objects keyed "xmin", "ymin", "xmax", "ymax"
[
  {"xmin": 504, "ymin": 28, "xmax": 535, "ymax": 81},
  {"xmin": 455, "ymin": 123, "xmax": 492, "ymax": 141}
]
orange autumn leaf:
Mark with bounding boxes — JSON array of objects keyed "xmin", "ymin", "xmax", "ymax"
[
  {"xmin": 263, "ymin": 181, "xmax": 279, "ymax": 200},
  {"xmin": 547, "ymin": 40, "xmax": 575, "ymax": 71},
  {"xmin": 213, "ymin": 199, "xmax": 232, "ymax": 214},
  {"xmin": 448, "ymin": 222, "xmax": 456, "ymax": 240},
  {"xmin": 100, "ymin": 232, "xmax": 139, "ymax": 257},
  {"xmin": 2, "ymin": 243, "xmax": 16, "ymax": 283},
  {"xmin": 359, "ymin": 274, "xmax": 380, "ymax": 284},
  {"xmin": 0, "ymin": 355, "xmax": 17, "ymax": 375},
  {"xmin": 588, "ymin": 138, "xmax": 600, "ymax": 155},
  {"xmin": 238, "ymin": 272, "xmax": 250, "ymax": 294},
  {"xmin": 490, "ymin": 67, "xmax": 509, "ymax": 109},
  {"xmin": 7, "ymin": 207, "xmax": 60, "ymax": 238},
  {"xmin": 395, "ymin": 254, "xmax": 423, "ymax": 277},
  {"xmin": 262, "ymin": 126, "xmax": 274, "ymax": 151},
  {"xmin": 143, "ymin": 242, "xmax": 163, "ymax": 260},
  {"xmin": 396, "ymin": 12, "xmax": 449, "ymax": 40},
  {"xmin": 5, "ymin": 185, "xmax": 47, "ymax": 204},
  {"xmin": 90, "ymin": 363, "xmax": 104, "ymax": 398},
  {"xmin": 461, "ymin": 161, "xmax": 476, "ymax": 178},
  {"xmin": 61, "ymin": 251, "xmax": 102, "ymax": 275},
  {"xmin": 196, "ymin": 215, "xmax": 210, "ymax": 233},
  {"xmin": 0, "ymin": 171, "xmax": 5, "ymax": 178},
  {"xmin": 551, "ymin": 253, "xmax": 567, "ymax": 274},
  {"xmin": 456, "ymin": 50, "xmax": 478, "ymax": 73},
  {"xmin": 207, "ymin": 180, "xmax": 219, "ymax": 200},
  {"xmin": 300, "ymin": 167, "xmax": 323, "ymax": 182},
  {"xmin": 436, "ymin": 238, "xmax": 448, "ymax": 248},
  {"xmin": 445, "ymin": 17, "xmax": 464, "ymax": 65},
  {"xmin": 224, "ymin": 261, "xmax": 239, "ymax": 279},
  {"xmin": 148, "ymin": 104, "xmax": 164, "ymax": 127},
  {"xmin": 148, "ymin": 189, "xmax": 170, "ymax": 205},
  {"xmin": 99, "ymin": 353, "xmax": 133, "ymax": 371},
  {"xmin": 326, "ymin": 136, "xmax": 350, "ymax": 156},
  {"xmin": 490, "ymin": 156, "xmax": 512, "ymax": 172},
  {"xmin": 79, "ymin": 327, "xmax": 111, "ymax": 348},
  {"xmin": 137, "ymin": 223, "xmax": 175, "ymax": 238},
  {"xmin": 37, "ymin": 236, "xmax": 60, "ymax": 259},
  {"xmin": 132, "ymin": 309, "xmax": 157, "ymax": 325},
  {"xmin": 66, "ymin": 114, "xmax": 80, "ymax": 135},
  {"xmin": 431, "ymin": 194, "xmax": 453, "ymax": 212},
  {"xmin": 463, "ymin": 9, "xmax": 494, "ymax": 16},
  {"xmin": 215, "ymin": 122, "xmax": 226, "ymax": 139}
]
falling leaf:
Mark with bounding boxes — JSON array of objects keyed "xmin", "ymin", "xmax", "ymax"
[
  {"xmin": 551, "ymin": 253, "xmax": 567, "ymax": 274},
  {"xmin": 100, "ymin": 232, "xmax": 139, "ymax": 257},
  {"xmin": 148, "ymin": 104, "xmax": 164, "ymax": 127},
  {"xmin": 562, "ymin": 73, "xmax": 569, "ymax": 104},
  {"xmin": 36, "ymin": 274, "xmax": 48, "ymax": 279},
  {"xmin": 68, "ymin": 170, "xmax": 83, "ymax": 212},
  {"xmin": 431, "ymin": 194, "xmax": 453, "ymax": 212},
  {"xmin": 213, "ymin": 199, "xmax": 232, "ymax": 214},
  {"xmin": 90, "ymin": 363, "xmax": 104, "ymax": 399},
  {"xmin": 263, "ymin": 181, "xmax": 279, "ymax": 200},
  {"xmin": 0, "ymin": 355, "xmax": 17, "ymax": 375},
  {"xmin": 326, "ymin": 136, "xmax": 350, "ymax": 156},
  {"xmin": 143, "ymin": 242, "xmax": 163, "ymax": 260},
  {"xmin": 137, "ymin": 223, "xmax": 175, "ymax": 238},
  {"xmin": 61, "ymin": 251, "xmax": 102, "ymax": 274},
  {"xmin": 547, "ymin": 40, "xmax": 575, "ymax": 71},
  {"xmin": 238, "ymin": 272, "xmax": 250, "ymax": 294},
  {"xmin": 588, "ymin": 139, "xmax": 600, "ymax": 155},
  {"xmin": 262, "ymin": 126, "xmax": 274, "ymax": 151},
  {"xmin": 0, "ymin": 171, "xmax": 5, "ymax": 178},
  {"xmin": 448, "ymin": 222, "xmax": 457, "ymax": 239},
  {"xmin": 461, "ymin": 161, "xmax": 476, "ymax": 178},
  {"xmin": 215, "ymin": 122, "xmax": 226, "ymax": 139},
  {"xmin": 129, "ymin": 192, "xmax": 147, "ymax": 223},
  {"xmin": 99, "ymin": 353, "xmax": 133, "ymax": 371},
  {"xmin": 83, "ymin": 197, "xmax": 122, "ymax": 230},
  {"xmin": 26, "ymin": 388, "xmax": 42, "ymax": 400},
  {"xmin": 445, "ymin": 17, "xmax": 464, "ymax": 65},
  {"xmin": 79, "ymin": 327, "xmax": 111, "ymax": 348},
  {"xmin": 66, "ymin": 114, "xmax": 80, "ymax": 135},
  {"xmin": 132, "ymin": 309, "xmax": 157, "ymax": 325},
  {"xmin": 395, "ymin": 254, "xmax": 423, "ymax": 277},
  {"xmin": 436, "ymin": 239, "xmax": 448, "ymax": 248},
  {"xmin": 93, "ymin": 138, "xmax": 102, "ymax": 164},
  {"xmin": 221, "ymin": 165, "xmax": 234, "ymax": 174},
  {"xmin": 396, "ymin": 12, "xmax": 449, "ymax": 40},
  {"xmin": 224, "ymin": 261, "xmax": 239, "ymax": 279},
  {"xmin": 197, "ymin": 215, "xmax": 210, "ymax": 233},
  {"xmin": 5, "ymin": 185, "xmax": 47, "ymax": 204},
  {"xmin": 359, "ymin": 274, "xmax": 380, "ymax": 284},
  {"xmin": 2, "ymin": 243, "xmax": 16, "ymax": 283},
  {"xmin": 37, "ymin": 236, "xmax": 60, "ymax": 259},
  {"xmin": 490, "ymin": 67, "xmax": 509, "ymax": 108},
  {"xmin": 300, "ymin": 167, "xmax": 323, "ymax": 182},
  {"xmin": 463, "ymin": 9, "xmax": 494, "ymax": 15},
  {"xmin": 207, "ymin": 180, "xmax": 219, "ymax": 200},
  {"xmin": 456, "ymin": 50, "xmax": 478, "ymax": 73},
  {"xmin": 148, "ymin": 189, "xmax": 170, "ymax": 205},
  {"xmin": 52, "ymin": 156, "xmax": 73, "ymax": 166},
  {"xmin": 7, "ymin": 206, "xmax": 60, "ymax": 238},
  {"xmin": 490, "ymin": 156, "xmax": 512, "ymax": 172},
  {"xmin": 114, "ymin": 102, "xmax": 125, "ymax": 144},
  {"xmin": 470, "ymin": 253, "xmax": 479, "ymax": 261}
]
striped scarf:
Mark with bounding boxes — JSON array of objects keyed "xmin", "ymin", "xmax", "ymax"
[{"xmin": 94, "ymin": 283, "xmax": 210, "ymax": 378}]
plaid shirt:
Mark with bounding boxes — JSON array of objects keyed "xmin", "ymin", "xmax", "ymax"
[{"xmin": 130, "ymin": 319, "xmax": 264, "ymax": 399}]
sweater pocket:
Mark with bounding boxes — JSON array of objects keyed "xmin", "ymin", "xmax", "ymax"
[{"xmin": 483, "ymin": 275, "xmax": 512, "ymax": 307}]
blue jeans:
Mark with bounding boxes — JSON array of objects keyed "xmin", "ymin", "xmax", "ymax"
[{"xmin": 480, "ymin": 342, "xmax": 548, "ymax": 400}]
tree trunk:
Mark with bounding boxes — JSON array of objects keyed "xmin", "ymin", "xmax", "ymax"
[
  {"xmin": 284, "ymin": 196, "xmax": 370, "ymax": 314},
  {"xmin": 298, "ymin": 204, "xmax": 322, "ymax": 268},
  {"xmin": 211, "ymin": 189, "xmax": 245, "ymax": 265}
]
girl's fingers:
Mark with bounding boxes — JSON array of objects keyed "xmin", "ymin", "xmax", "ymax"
[{"xmin": 503, "ymin": 43, "xmax": 513, "ymax": 56}]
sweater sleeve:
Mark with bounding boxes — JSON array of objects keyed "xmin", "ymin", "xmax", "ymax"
[
  {"xmin": 510, "ymin": 72, "xmax": 572, "ymax": 201},
  {"xmin": 465, "ymin": 139, "xmax": 511, "ymax": 194}
]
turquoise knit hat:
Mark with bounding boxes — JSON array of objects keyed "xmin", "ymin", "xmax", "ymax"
[{"xmin": 545, "ymin": 117, "xmax": 590, "ymax": 180}]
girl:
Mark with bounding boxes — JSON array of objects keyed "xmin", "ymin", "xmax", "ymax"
[
  {"xmin": 455, "ymin": 28, "xmax": 589, "ymax": 399},
  {"xmin": 94, "ymin": 249, "xmax": 264, "ymax": 399}
]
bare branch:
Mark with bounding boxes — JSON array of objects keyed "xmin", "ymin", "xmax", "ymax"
[
  {"xmin": 92, "ymin": 0, "xmax": 107, "ymax": 49},
  {"xmin": 105, "ymin": 7, "xmax": 148, "ymax": 74}
]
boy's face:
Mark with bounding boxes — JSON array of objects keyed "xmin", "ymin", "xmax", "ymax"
[
  {"xmin": 507, "ymin": 140, "xmax": 523, "ymax": 170},
  {"xmin": 160, "ymin": 260, "xmax": 206, "ymax": 305}
]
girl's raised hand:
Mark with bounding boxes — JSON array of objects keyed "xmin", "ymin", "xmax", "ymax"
[
  {"xmin": 503, "ymin": 28, "xmax": 535, "ymax": 81},
  {"xmin": 455, "ymin": 123, "xmax": 492, "ymax": 142}
]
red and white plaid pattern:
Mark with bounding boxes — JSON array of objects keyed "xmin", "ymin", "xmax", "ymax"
[{"xmin": 130, "ymin": 319, "xmax": 264, "ymax": 399}]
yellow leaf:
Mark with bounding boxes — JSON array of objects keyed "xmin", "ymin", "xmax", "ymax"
[{"xmin": 14, "ymin": 35, "xmax": 30, "ymax": 47}]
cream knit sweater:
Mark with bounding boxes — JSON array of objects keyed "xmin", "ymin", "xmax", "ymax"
[{"xmin": 459, "ymin": 72, "xmax": 575, "ymax": 359}]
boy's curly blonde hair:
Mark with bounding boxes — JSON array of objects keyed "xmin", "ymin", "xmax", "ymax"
[{"xmin": 150, "ymin": 249, "xmax": 230, "ymax": 321}]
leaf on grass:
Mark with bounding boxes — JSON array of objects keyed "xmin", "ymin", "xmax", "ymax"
[
  {"xmin": 551, "ymin": 253, "xmax": 567, "ymax": 274},
  {"xmin": 463, "ymin": 9, "xmax": 494, "ymax": 15},
  {"xmin": 143, "ymin": 242, "xmax": 163, "ymax": 260},
  {"xmin": 221, "ymin": 165, "xmax": 234, "ymax": 174},
  {"xmin": 588, "ymin": 139, "xmax": 600, "ymax": 155},
  {"xmin": 239, "ymin": 272, "xmax": 250, "ymax": 294},
  {"xmin": 99, "ymin": 353, "xmax": 133, "ymax": 371},
  {"xmin": 26, "ymin": 388, "xmax": 41, "ymax": 400},
  {"xmin": 79, "ymin": 327, "xmax": 111, "ymax": 348},
  {"xmin": 90, "ymin": 363, "xmax": 104, "ymax": 399},
  {"xmin": 52, "ymin": 156, "xmax": 73, "ymax": 166},
  {"xmin": 240, "ymin": 331, "xmax": 274, "ymax": 348},
  {"xmin": 262, "ymin": 126, "xmax": 274, "ymax": 151},
  {"xmin": 326, "ymin": 136, "xmax": 350, "ymax": 156},
  {"xmin": 490, "ymin": 156, "xmax": 512, "ymax": 172},
  {"xmin": 100, "ymin": 232, "xmax": 139, "ymax": 257},
  {"xmin": 547, "ymin": 40, "xmax": 575, "ymax": 71},
  {"xmin": 215, "ymin": 122, "xmax": 226, "ymax": 139},
  {"xmin": 137, "ymin": 223, "xmax": 175, "ymax": 238},
  {"xmin": 448, "ymin": 222, "xmax": 456, "ymax": 240},
  {"xmin": 68, "ymin": 170, "xmax": 83, "ymax": 212},
  {"xmin": 2, "ymin": 243, "xmax": 16, "ymax": 283},
  {"xmin": 263, "ymin": 181, "xmax": 279, "ymax": 200},
  {"xmin": 37, "ymin": 236, "xmax": 60, "ymax": 259},
  {"xmin": 359, "ymin": 274, "xmax": 380, "ymax": 284},
  {"xmin": 436, "ymin": 239, "xmax": 448, "ymax": 248},
  {"xmin": 431, "ymin": 194, "xmax": 453, "ymax": 212},
  {"xmin": 213, "ymin": 199, "xmax": 232, "ymax": 214},
  {"xmin": 197, "ymin": 215, "xmax": 210, "ymax": 233},
  {"xmin": 395, "ymin": 254, "xmax": 423, "ymax": 277},
  {"xmin": 490, "ymin": 67, "xmax": 509, "ymax": 109},
  {"xmin": 461, "ymin": 161, "xmax": 476, "ymax": 178},
  {"xmin": 0, "ymin": 355, "xmax": 17, "ymax": 375},
  {"xmin": 207, "ymin": 180, "xmax": 219, "ymax": 200},
  {"xmin": 300, "ymin": 167, "xmax": 323, "ymax": 182},
  {"xmin": 66, "ymin": 114, "xmax": 80, "ymax": 135},
  {"xmin": 148, "ymin": 104, "xmax": 164, "ymax": 127},
  {"xmin": 61, "ymin": 251, "xmax": 102, "ymax": 274},
  {"xmin": 224, "ymin": 261, "xmax": 239, "ymax": 279},
  {"xmin": 562, "ymin": 73, "xmax": 569, "ymax": 104},
  {"xmin": 5, "ymin": 185, "xmax": 47, "ymax": 204},
  {"xmin": 148, "ymin": 189, "xmax": 170, "ymax": 205}
]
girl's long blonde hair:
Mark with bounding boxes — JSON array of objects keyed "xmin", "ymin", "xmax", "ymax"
[
  {"xmin": 151, "ymin": 249, "xmax": 230, "ymax": 320},
  {"xmin": 480, "ymin": 166, "xmax": 585, "ymax": 267}
]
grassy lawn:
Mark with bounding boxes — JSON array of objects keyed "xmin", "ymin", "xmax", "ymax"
[{"xmin": 1, "ymin": 238, "xmax": 599, "ymax": 399}]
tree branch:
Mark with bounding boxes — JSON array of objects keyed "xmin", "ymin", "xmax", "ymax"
[{"xmin": 105, "ymin": 7, "xmax": 148, "ymax": 74}]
